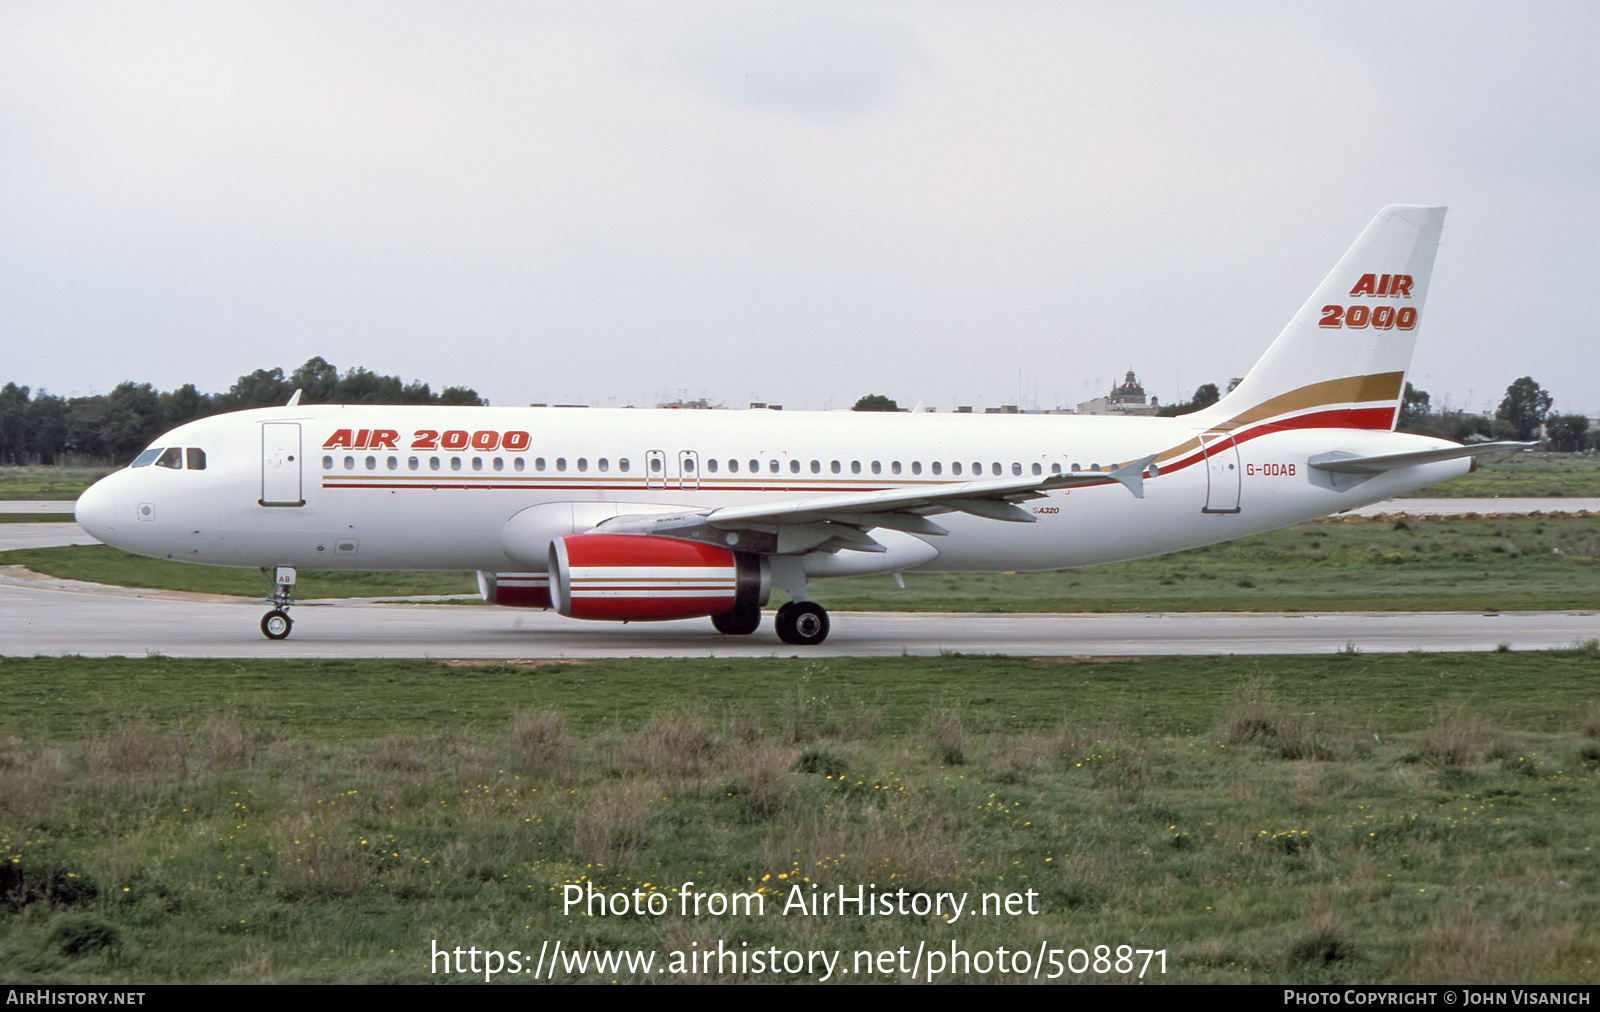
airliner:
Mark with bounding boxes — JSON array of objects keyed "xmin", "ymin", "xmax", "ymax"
[{"xmin": 74, "ymin": 205, "xmax": 1522, "ymax": 644}]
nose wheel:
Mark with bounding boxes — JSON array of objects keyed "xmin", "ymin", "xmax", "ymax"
[
  {"xmin": 261, "ymin": 566, "xmax": 297, "ymax": 640},
  {"xmin": 775, "ymin": 601, "xmax": 829, "ymax": 645},
  {"xmin": 261, "ymin": 609, "xmax": 293, "ymax": 640}
]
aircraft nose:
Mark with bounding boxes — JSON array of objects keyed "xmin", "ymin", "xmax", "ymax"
[{"xmin": 74, "ymin": 475, "xmax": 117, "ymax": 544}]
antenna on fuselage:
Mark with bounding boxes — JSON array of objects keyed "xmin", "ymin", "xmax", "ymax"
[{"xmin": 285, "ymin": 389, "xmax": 303, "ymax": 407}]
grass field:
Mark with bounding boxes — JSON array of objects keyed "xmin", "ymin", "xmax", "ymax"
[
  {"xmin": 1399, "ymin": 453, "xmax": 1600, "ymax": 499},
  {"xmin": 0, "ymin": 466, "xmax": 111, "ymax": 501},
  {"xmin": 0, "ymin": 545, "xmax": 478, "ymax": 599},
  {"xmin": 0, "ymin": 652, "xmax": 1595, "ymax": 984},
  {"xmin": 7, "ymin": 515, "xmax": 1600, "ymax": 612}
]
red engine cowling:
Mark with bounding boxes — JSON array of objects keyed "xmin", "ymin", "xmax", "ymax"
[{"xmin": 548, "ymin": 534, "xmax": 768, "ymax": 622}]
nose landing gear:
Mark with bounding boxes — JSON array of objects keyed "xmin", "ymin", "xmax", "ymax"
[
  {"xmin": 261, "ymin": 566, "xmax": 296, "ymax": 640},
  {"xmin": 261, "ymin": 609, "xmax": 292, "ymax": 640}
]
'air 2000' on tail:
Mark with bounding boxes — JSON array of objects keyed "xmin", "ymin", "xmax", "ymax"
[{"xmin": 1188, "ymin": 203, "xmax": 1445, "ymax": 439}]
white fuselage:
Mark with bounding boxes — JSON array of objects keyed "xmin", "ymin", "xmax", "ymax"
[{"xmin": 74, "ymin": 403, "xmax": 1468, "ymax": 578}]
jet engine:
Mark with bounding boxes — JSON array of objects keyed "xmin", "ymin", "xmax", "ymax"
[{"xmin": 547, "ymin": 533, "xmax": 769, "ymax": 622}]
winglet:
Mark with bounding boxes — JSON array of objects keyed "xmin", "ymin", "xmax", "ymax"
[{"xmin": 1110, "ymin": 454, "xmax": 1158, "ymax": 499}]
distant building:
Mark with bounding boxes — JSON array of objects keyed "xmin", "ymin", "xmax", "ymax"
[
  {"xmin": 656, "ymin": 398, "xmax": 721, "ymax": 410},
  {"xmin": 1076, "ymin": 370, "xmax": 1161, "ymax": 416}
]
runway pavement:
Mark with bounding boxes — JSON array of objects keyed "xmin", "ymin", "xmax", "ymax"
[
  {"xmin": 1344, "ymin": 498, "xmax": 1600, "ymax": 516},
  {"xmin": 3, "ymin": 499, "xmax": 1596, "ymax": 659},
  {"xmin": 2, "ymin": 566, "xmax": 1594, "ymax": 659}
]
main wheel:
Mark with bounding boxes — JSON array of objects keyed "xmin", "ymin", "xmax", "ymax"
[
  {"xmin": 711, "ymin": 606, "xmax": 761, "ymax": 635},
  {"xmin": 261, "ymin": 609, "xmax": 293, "ymax": 640},
  {"xmin": 774, "ymin": 601, "xmax": 829, "ymax": 645}
]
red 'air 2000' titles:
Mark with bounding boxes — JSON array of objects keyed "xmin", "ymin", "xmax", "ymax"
[
  {"xmin": 1319, "ymin": 273, "xmax": 1418, "ymax": 331},
  {"xmin": 322, "ymin": 429, "xmax": 533, "ymax": 452}
]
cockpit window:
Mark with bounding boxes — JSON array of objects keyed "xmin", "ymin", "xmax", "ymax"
[
  {"xmin": 186, "ymin": 448, "xmax": 207, "ymax": 470},
  {"xmin": 156, "ymin": 447, "xmax": 184, "ymax": 469},
  {"xmin": 131, "ymin": 448, "xmax": 162, "ymax": 467}
]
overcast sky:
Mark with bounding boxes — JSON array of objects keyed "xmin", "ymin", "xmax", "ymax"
[{"xmin": 4, "ymin": 1, "xmax": 1597, "ymax": 416}]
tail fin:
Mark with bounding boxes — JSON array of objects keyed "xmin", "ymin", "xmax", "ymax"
[{"xmin": 1188, "ymin": 204, "xmax": 1446, "ymax": 433}]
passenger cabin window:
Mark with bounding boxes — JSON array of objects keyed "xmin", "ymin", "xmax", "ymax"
[
  {"xmin": 749, "ymin": 459, "xmax": 759, "ymax": 473},
  {"xmin": 131, "ymin": 448, "xmax": 162, "ymax": 467},
  {"xmin": 322, "ymin": 455, "xmax": 334, "ymax": 470},
  {"xmin": 891, "ymin": 461, "xmax": 900, "ymax": 475},
  {"xmin": 1051, "ymin": 463, "xmax": 1061, "ymax": 475},
  {"xmin": 493, "ymin": 457, "xmax": 504, "ymax": 472},
  {"xmin": 810, "ymin": 460, "xmax": 821, "ymax": 474},
  {"xmin": 513, "ymin": 458, "xmax": 525, "ymax": 472},
  {"xmin": 156, "ymin": 447, "xmax": 183, "ymax": 469},
  {"xmin": 598, "ymin": 458, "xmax": 609, "ymax": 472},
  {"xmin": 871, "ymin": 461, "xmax": 881, "ymax": 475},
  {"xmin": 450, "ymin": 457, "xmax": 462, "ymax": 471},
  {"xmin": 952, "ymin": 462, "xmax": 962, "ymax": 476},
  {"xmin": 931, "ymin": 462, "xmax": 941, "ymax": 475},
  {"xmin": 707, "ymin": 459, "xmax": 718, "ymax": 473},
  {"xmin": 830, "ymin": 460, "xmax": 841, "ymax": 474},
  {"xmin": 911, "ymin": 462, "xmax": 921, "ymax": 475},
  {"xmin": 366, "ymin": 456, "xmax": 377, "ymax": 470},
  {"xmin": 408, "ymin": 456, "xmax": 420, "ymax": 471},
  {"xmin": 186, "ymin": 448, "xmax": 206, "ymax": 470},
  {"xmin": 343, "ymin": 456, "xmax": 355, "ymax": 470},
  {"xmin": 851, "ymin": 461, "xmax": 861, "ymax": 474},
  {"xmin": 556, "ymin": 458, "xmax": 567, "ymax": 472},
  {"xmin": 577, "ymin": 458, "xmax": 588, "ymax": 472},
  {"xmin": 472, "ymin": 457, "xmax": 483, "ymax": 471},
  {"xmin": 1012, "ymin": 463, "xmax": 1021, "ymax": 476},
  {"xmin": 727, "ymin": 459, "xmax": 737, "ymax": 473},
  {"xmin": 790, "ymin": 460, "xmax": 800, "ymax": 473},
  {"xmin": 619, "ymin": 458, "xmax": 630, "ymax": 472},
  {"xmin": 769, "ymin": 460, "xmax": 780, "ymax": 473},
  {"xmin": 387, "ymin": 456, "xmax": 398, "ymax": 470},
  {"xmin": 1032, "ymin": 463, "xmax": 1042, "ymax": 475}
]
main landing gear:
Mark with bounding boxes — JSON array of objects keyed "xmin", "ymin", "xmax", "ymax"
[
  {"xmin": 261, "ymin": 566, "xmax": 296, "ymax": 640},
  {"xmin": 774, "ymin": 601, "xmax": 829, "ymax": 646},
  {"xmin": 709, "ymin": 601, "xmax": 831, "ymax": 644},
  {"xmin": 711, "ymin": 605, "xmax": 762, "ymax": 635}
]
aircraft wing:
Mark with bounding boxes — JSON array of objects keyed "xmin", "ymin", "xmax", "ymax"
[{"xmin": 595, "ymin": 454, "xmax": 1157, "ymax": 550}]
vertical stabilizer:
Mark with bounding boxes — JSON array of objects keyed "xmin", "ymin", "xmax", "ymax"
[{"xmin": 1188, "ymin": 205, "xmax": 1446, "ymax": 433}]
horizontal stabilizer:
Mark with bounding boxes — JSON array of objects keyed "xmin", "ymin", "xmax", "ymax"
[{"xmin": 1309, "ymin": 441, "xmax": 1533, "ymax": 475}]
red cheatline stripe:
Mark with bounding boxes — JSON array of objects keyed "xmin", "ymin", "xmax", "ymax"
[{"xmin": 1157, "ymin": 406, "xmax": 1398, "ymax": 477}]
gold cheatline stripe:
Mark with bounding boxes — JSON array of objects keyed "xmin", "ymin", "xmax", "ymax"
[{"xmin": 1153, "ymin": 371, "xmax": 1404, "ymax": 464}]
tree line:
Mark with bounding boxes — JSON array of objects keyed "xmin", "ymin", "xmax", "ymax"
[
  {"xmin": 0, "ymin": 358, "xmax": 484, "ymax": 465},
  {"xmin": 856, "ymin": 375, "xmax": 1592, "ymax": 451},
  {"xmin": 1153, "ymin": 376, "xmax": 1589, "ymax": 449},
  {"xmin": 1398, "ymin": 376, "xmax": 1592, "ymax": 451}
]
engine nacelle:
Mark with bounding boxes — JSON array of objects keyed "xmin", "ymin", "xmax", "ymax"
[
  {"xmin": 548, "ymin": 534, "xmax": 769, "ymax": 622},
  {"xmin": 477, "ymin": 571, "xmax": 552, "ymax": 608}
]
